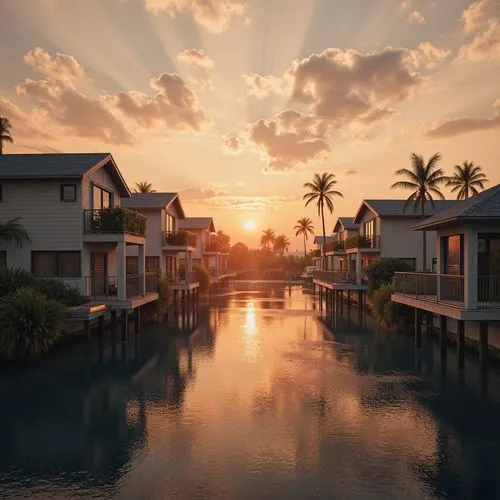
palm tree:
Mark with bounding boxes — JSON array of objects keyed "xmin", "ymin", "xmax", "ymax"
[
  {"xmin": 134, "ymin": 181, "xmax": 155, "ymax": 193},
  {"xmin": 0, "ymin": 218, "xmax": 31, "ymax": 247},
  {"xmin": 0, "ymin": 116, "xmax": 14, "ymax": 155},
  {"xmin": 446, "ymin": 161, "xmax": 488, "ymax": 200},
  {"xmin": 260, "ymin": 228, "xmax": 275, "ymax": 251},
  {"xmin": 294, "ymin": 217, "xmax": 314, "ymax": 258},
  {"xmin": 391, "ymin": 153, "xmax": 447, "ymax": 271},
  {"xmin": 273, "ymin": 234, "xmax": 290, "ymax": 256},
  {"xmin": 303, "ymin": 173, "xmax": 342, "ymax": 268}
]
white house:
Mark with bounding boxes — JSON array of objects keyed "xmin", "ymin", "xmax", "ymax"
[
  {"xmin": 0, "ymin": 153, "xmax": 157, "ymax": 307},
  {"xmin": 392, "ymin": 184, "xmax": 500, "ymax": 357},
  {"xmin": 121, "ymin": 193, "xmax": 199, "ymax": 292}
]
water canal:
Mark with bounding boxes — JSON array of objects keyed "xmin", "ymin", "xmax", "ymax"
[{"xmin": 1, "ymin": 286, "xmax": 500, "ymax": 499}]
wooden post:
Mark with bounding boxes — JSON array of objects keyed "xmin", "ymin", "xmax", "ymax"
[
  {"xmin": 340, "ymin": 292, "xmax": 344, "ymax": 315},
  {"xmin": 83, "ymin": 319, "xmax": 91, "ymax": 341},
  {"xmin": 173, "ymin": 290, "xmax": 178, "ymax": 315},
  {"xmin": 135, "ymin": 307, "xmax": 141, "ymax": 335},
  {"xmin": 415, "ymin": 309, "xmax": 422, "ymax": 348},
  {"xmin": 111, "ymin": 310, "xmax": 117, "ymax": 336},
  {"xmin": 439, "ymin": 315, "xmax": 447, "ymax": 359},
  {"xmin": 457, "ymin": 320, "xmax": 465, "ymax": 369},
  {"xmin": 479, "ymin": 322, "xmax": 488, "ymax": 371},
  {"xmin": 121, "ymin": 310, "xmax": 128, "ymax": 342},
  {"xmin": 181, "ymin": 290, "xmax": 186, "ymax": 315}
]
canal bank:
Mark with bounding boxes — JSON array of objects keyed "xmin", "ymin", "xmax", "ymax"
[{"xmin": 1, "ymin": 286, "xmax": 500, "ymax": 499}]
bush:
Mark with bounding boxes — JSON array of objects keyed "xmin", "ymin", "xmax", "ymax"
[
  {"xmin": 365, "ymin": 258, "xmax": 414, "ymax": 292},
  {"xmin": 142, "ymin": 273, "xmax": 173, "ymax": 323},
  {"xmin": 0, "ymin": 287, "xmax": 65, "ymax": 359},
  {"xmin": 193, "ymin": 264, "xmax": 211, "ymax": 293},
  {"xmin": 36, "ymin": 278, "xmax": 86, "ymax": 306},
  {"xmin": 368, "ymin": 284, "xmax": 412, "ymax": 331},
  {"xmin": 0, "ymin": 267, "xmax": 35, "ymax": 296}
]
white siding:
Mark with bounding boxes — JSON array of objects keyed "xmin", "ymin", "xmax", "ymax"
[{"xmin": 0, "ymin": 180, "xmax": 83, "ymax": 269}]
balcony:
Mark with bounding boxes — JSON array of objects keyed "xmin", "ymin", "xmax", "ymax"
[
  {"xmin": 162, "ymin": 230, "xmax": 197, "ymax": 248},
  {"xmin": 478, "ymin": 275, "xmax": 500, "ymax": 308},
  {"xmin": 345, "ymin": 235, "xmax": 381, "ymax": 250},
  {"xmin": 84, "ymin": 208, "xmax": 146, "ymax": 237},
  {"xmin": 324, "ymin": 241, "xmax": 346, "ymax": 253},
  {"xmin": 165, "ymin": 270, "xmax": 198, "ymax": 286},
  {"xmin": 313, "ymin": 270, "xmax": 357, "ymax": 284},
  {"xmin": 204, "ymin": 242, "xmax": 221, "ymax": 253}
]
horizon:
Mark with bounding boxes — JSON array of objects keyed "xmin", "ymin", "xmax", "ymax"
[{"xmin": 1, "ymin": 0, "xmax": 499, "ymax": 250}]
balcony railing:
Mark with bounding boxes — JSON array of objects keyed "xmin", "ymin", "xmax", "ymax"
[
  {"xmin": 162, "ymin": 230, "xmax": 197, "ymax": 247},
  {"xmin": 84, "ymin": 208, "xmax": 146, "ymax": 237},
  {"xmin": 345, "ymin": 235, "xmax": 381, "ymax": 250},
  {"xmin": 393, "ymin": 272, "xmax": 464, "ymax": 305},
  {"xmin": 165, "ymin": 270, "xmax": 198, "ymax": 285},
  {"xmin": 313, "ymin": 270, "xmax": 357, "ymax": 284},
  {"xmin": 478, "ymin": 275, "xmax": 500, "ymax": 308}
]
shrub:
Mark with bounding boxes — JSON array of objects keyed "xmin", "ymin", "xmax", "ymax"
[
  {"xmin": 0, "ymin": 267, "xmax": 35, "ymax": 297},
  {"xmin": 365, "ymin": 258, "xmax": 414, "ymax": 292},
  {"xmin": 0, "ymin": 287, "xmax": 65, "ymax": 359},
  {"xmin": 193, "ymin": 264, "xmax": 211, "ymax": 293},
  {"xmin": 35, "ymin": 278, "xmax": 86, "ymax": 307},
  {"xmin": 142, "ymin": 273, "xmax": 173, "ymax": 323},
  {"xmin": 368, "ymin": 284, "xmax": 412, "ymax": 331}
]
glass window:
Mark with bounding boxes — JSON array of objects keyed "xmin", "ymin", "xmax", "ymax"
[
  {"xmin": 0, "ymin": 251, "xmax": 6, "ymax": 269},
  {"xmin": 93, "ymin": 184, "xmax": 112, "ymax": 209},
  {"xmin": 478, "ymin": 234, "xmax": 500, "ymax": 275},
  {"xmin": 32, "ymin": 251, "xmax": 80, "ymax": 277},
  {"xmin": 60, "ymin": 184, "xmax": 77, "ymax": 202},
  {"xmin": 145, "ymin": 256, "xmax": 160, "ymax": 272},
  {"xmin": 165, "ymin": 213, "xmax": 175, "ymax": 233},
  {"xmin": 444, "ymin": 235, "xmax": 463, "ymax": 275},
  {"xmin": 364, "ymin": 219, "xmax": 375, "ymax": 239}
]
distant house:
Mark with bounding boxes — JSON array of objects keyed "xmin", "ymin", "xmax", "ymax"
[
  {"xmin": 392, "ymin": 184, "xmax": 500, "ymax": 354},
  {"xmin": 0, "ymin": 153, "xmax": 157, "ymax": 307},
  {"xmin": 328, "ymin": 217, "xmax": 360, "ymax": 272},
  {"xmin": 121, "ymin": 193, "xmax": 199, "ymax": 292}
]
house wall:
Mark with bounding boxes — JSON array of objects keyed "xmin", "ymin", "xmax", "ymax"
[{"xmin": 0, "ymin": 179, "xmax": 84, "ymax": 269}]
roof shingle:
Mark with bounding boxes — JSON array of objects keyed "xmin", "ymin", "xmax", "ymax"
[
  {"xmin": 179, "ymin": 217, "xmax": 215, "ymax": 231},
  {"xmin": 122, "ymin": 193, "xmax": 177, "ymax": 209}
]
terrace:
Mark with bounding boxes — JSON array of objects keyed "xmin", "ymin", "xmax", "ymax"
[
  {"xmin": 345, "ymin": 235, "xmax": 381, "ymax": 251},
  {"xmin": 162, "ymin": 230, "xmax": 197, "ymax": 248},
  {"xmin": 84, "ymin": 208, "xmax": 146, "ymax": 237}
]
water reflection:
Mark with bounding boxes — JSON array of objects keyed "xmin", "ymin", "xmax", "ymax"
[{"xmin": 0, "ymin": 288, "xmax": 500, "ymax": 499}]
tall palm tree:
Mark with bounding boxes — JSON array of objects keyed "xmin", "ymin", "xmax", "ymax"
[
  {"xmin": 446, "ymin": 161, "xmax": 488, "ymax": 200},
  {"xmin": 134, "ymin": 181, "xmax": 155, "ymax": 193},
  {"xmin": 294, "ymin": 217, "xmax": 314, "ymax": 258},
  {"xmin": 391, "ymin": 153, "xmax": 447, "ymax": 271},
  {"xmin": 0, "ymin": 116, "xmax": 14, "ymax": 155},
  {"xmin": 303, "ymin": 173, "xmax": 343, "ymax": 268},
  {"xmin": 260, "ymin": 228, "xmax": 275, "ymax": 251},
  {"xmin": 273, "ymin": 234, "xmax": 290, "ymax": 256},
  {"xmin": 0, "ymin": 218, "xmax": 31, "ymax": 247}
]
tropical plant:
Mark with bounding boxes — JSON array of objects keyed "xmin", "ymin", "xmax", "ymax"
[
  {"xmin": 260, "ymin": 228, "xmax": 275, "ymax": 251},
  {"xmin": 0, "ymin": 287, "xmax": 65, "ymax": 359},
  {"xmin": 36, "ymin": 278, "xmax": 85, "ymax": 307},
  {"xmin": 446, "ymin": 161, "xmax": 488, "ymax": 200},
  {"xmin": 133, "ymin": 181, "xmax": 156, "ymax": 193},
  {"xmin": 0, "ymin": 267, "xmax": 35, "ymax": 297},
  {"xmin": 0, "ymin": 218, "xmax": 31, "ymax": 247},
  {"xmin": 143, "ymin": 272, "xmax": 173, "ymax": 322},
  {"xmin": 294, "ymin": 217, "xmax": 314, "ymax": 258},
  {"xmin": 213, "ymin": 230, "xmax": 231, "ymax": 253},
  {"xmin": 303, "ymin": 173, "xmax": 343, "ymax": 268},
  {"xmin": 365, "ymin": 258, "xmax": 414, "ymax": 293},
  {"xmin": 273, "ymin": 234, "xmax": 291, "ymax": 256},
  {"xmin": 0, "ymin": 116, "xmax": 13, "ymax": 155},
  {"xmin": 193, "ymin": 263, "xmax": 211, "ymax": 293},
  {"xmin": 391, "ymin": 153, "xmax": 447, "ymax": 271}
]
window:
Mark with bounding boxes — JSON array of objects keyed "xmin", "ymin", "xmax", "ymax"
[
  {"xmin": 146, "ymin": 256, "xmax": 160, "ymax": 272},
  {"xmin": 60, "ymin": 184, "xmax": 77, "ymax": 202},
  {"xmin": 443, "ymin": 235, "xmax": 463, "ymax": 275},
  {"xmin": 478, "ymin": 234, "xmax": 500, "ymax": 275},
  {"xmin": 364, "ymin": 219, "xmax": 375, "ymax": 239},
  {"xmin": 126, "ymin": 256, "xmax": 138, "ymax": 275},
  {"xmin": 0, "ymin": 251, "xmax": 6, "ymax": 269},
  {"xmin": 32, "ymin": 251, "xmax": 80, "ymax": 277},
  {"xmin": 165, "ymin": 212, "xmax": 175, "ymax": 233},
  {"xmin": 93, "ymin": 184, "xmax": 113, "ymax": 210}
]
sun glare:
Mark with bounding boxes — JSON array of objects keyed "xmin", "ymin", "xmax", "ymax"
[{"xmin": 244, "ymin": 220, "xmax": 256, "ymax": 231}]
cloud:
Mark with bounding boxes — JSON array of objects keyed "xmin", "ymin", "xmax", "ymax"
[
  {"xmin": 143, "ymin": 0, "xmax": 247, "ymax": 34},
  {"xmin": 221, "ymin": 133, "xmax": 243, "ymax": 154},
  {"xmin": 462, "ymin": 0, "xmax": 500, "ymax": 33},
  {"xmin": 409, "ymin": 41, "xmax": 451, "ymax": 68},
  {"xmin": 203, "ymin": 194, "xmax": 292, "ymax": 211},
  {"xmin": 248, "ymin": 109, "xmax": 331, "ymax": 172},
  {"xmin": 108, "ymin": 73, "xmax": 209, "ymax": 131},
  {"xmin": 177, "ymin": 49, "xmax": 214, "ymax": 91},
  {"xmin": 344, "ymin": 169, "xmax": 357, "ymax": 175},
  {"xmin": 424, "ymin": 98, "xmax": 500, "ymax": 138},
  {"xmin": 408, "ymin": 10, "xmax": 425, "ymax": 23},
  {"xmin": 177, "ymin": 185, "xmax": 230, "ymax": 201},
  {"xmin": 242, "ymin": 73, "xmax": 286, "ymax": 98},
  {"xmin": 357, "ymin": 107, "xmax": 395, "ymax": 125}
]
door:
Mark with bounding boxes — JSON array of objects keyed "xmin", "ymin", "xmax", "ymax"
[{"xmin": 91, "ymin": 252, "xmax": 108, "ymax": 296}]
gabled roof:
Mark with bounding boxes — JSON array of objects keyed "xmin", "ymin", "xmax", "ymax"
[
  {"xmin": 314, "ymin": 235, "xmax": 335, "ymax": 245},
  {"xmin": 0, "ymin": 153, "xmax": 131, "ymax": 197},
  {"xmin": 333, "ymin": 217, "xmax": 359, "ymax": 232},
  {"xmin": 353, "ymin": 199, "xmax": 459, "ymax": 223},
  {"xmin": 179, "ymin": 217, "xmax": 215, "ymax": 232},
  {"xmin": 413, "ymin": 184, "xmax": 500, "ymax": 231},
  {"xmin": 121, "ymin": 192, "xmax": 185, "ymax": 218}
]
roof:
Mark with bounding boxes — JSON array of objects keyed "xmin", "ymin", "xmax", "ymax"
[
  {"xmin": 0, "ymin": 153, "xmax": 131, "ymax": 197},
  {"xmin": 333, "ymin": 217, "xmax": 359, "ymax": 232},
  {"xmin": 353, "ymin": 199, "xmax": 459, "ymax": 223},
  {"xmin": 413, "ymin": 184, "xmax": 500, "ymax": 230},
  {"xmin": 314, "ymin": 235, "xmax": 335, "ymax": 245},
  {"xmin": 179, "ymin": 217, "xmax": 215, "ymax": 232}
]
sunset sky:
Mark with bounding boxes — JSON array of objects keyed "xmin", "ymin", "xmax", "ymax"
[{"xmin": 1, "ymin": 0, "xmax": 499, "ymax": 249}]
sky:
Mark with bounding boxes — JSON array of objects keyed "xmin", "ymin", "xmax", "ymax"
[{"xmin": 1, "ymin": 0, "xmax": 499, "ymax": 250}]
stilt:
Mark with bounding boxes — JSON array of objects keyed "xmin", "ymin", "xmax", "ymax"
[
  {"xmin": 98, "ymin": 315, "xmax": 104, "ymax": 340},
  {"xmin": 121, "ymin": 309, "xmax": 128, "ymax": 342},
  {"xmin": 457, "ymin": 320, "xmax": 465, "ymax": 369},
  {"xmin": 439, "ymin": 315, "xmax": 447, "ymax": 359},
  {"xmin": 340, "ymin": 292, "xmax": 344, "ymax": 315},
  {"xmin": 415, "ymin": 309, "xmax": 422, "ymax": 348},
  {"xmin": 347, "ymin": 291, "xmax": 351, "ymax": 304},
  {"xmin": 173, "ymin": 290, "xmax": 178, "ymax": 315},
  {"xmin": 426, "ymin": 313, "xmax": 434, "ymax": 336},
  {"xmin": 358, "ymin": 290, "xmax": 363, "ymax": 324},
  {"xmin": 111, "ymin": 310, "xmax": 117, "ymax": 336},
  {"xmin": 135, "ymin": 307, "xmax": 141, "ymax": 335},
  {"xmin": 319, "ymin": 287, "xmax": 323, "ymax": 311},
  {"xmin": 181, "ymin": 290, "xmax": 186, "ymax": 315},
  {"xmin": 479, "ymin": 322, "xmax": 488, "ymax": 371},
  {"xmin": 83, "ymin": 319, "xmax": 91, "ymax": 341}
]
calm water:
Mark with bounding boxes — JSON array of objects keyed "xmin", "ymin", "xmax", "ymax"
[{"xmin": 1, "ymin": 286, "xmax": 500, "ymax": 499}]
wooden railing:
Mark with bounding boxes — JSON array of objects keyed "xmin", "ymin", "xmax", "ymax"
[
  {"xmin": 313, "ymin": 270, "xmax": 357, "ymax": 284},
  {"xmin": 478, "ymin": 275, "xmax": 500, "ymax": 308},
  {"xmin": 162, "ymin": 230, "xmax": 197, "ymax": 247},
  {"xmin": 345, "ymin": 235, "xmax": 381, "ymax": 250},
  {"xmin": 84, "ymin": 208, "xmax": 146, "ymax": 236},
  {"xmin": 165, "ymin": 270, "xmax": 198, "ymax": 285}
]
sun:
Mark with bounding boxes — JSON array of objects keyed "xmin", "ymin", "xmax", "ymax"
[{"xmin": 244, "ymin": 220, "xmax": 256, "ymax": 231}]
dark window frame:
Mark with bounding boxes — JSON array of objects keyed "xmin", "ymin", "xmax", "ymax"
[
  {"xmin": 92, "ymin": 183, "xmax": 114, "ymax": 210},
  {"xmin": 31, "ymin": 251, "xmax": 81, "ymax": 278},
  {"xmin": 60, "ymin": 183, "xmax": 77, "ymax": 202}
]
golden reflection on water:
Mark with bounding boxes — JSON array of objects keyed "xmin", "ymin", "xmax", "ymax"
[{"xmin": 243, "ymin": 300, "xmax": 259, "ymax": 360}]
